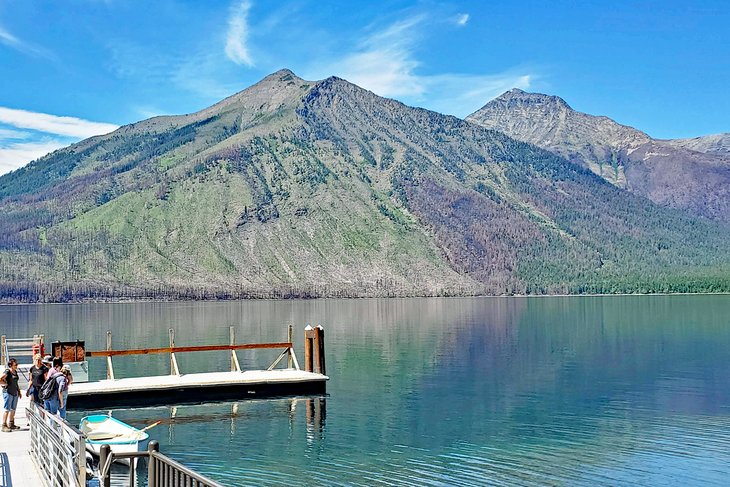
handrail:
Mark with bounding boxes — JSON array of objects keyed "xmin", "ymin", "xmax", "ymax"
[
  {"xmin": 86, "ymin": 342, "xmax": 292, "ymax": 357},
  {"xmin": 99, "ymin": 441, "xmax": 225, "ymax": 487},
  {"xmin": 27, "ymin": 401, "xmax": 86, "ymax": 487}
]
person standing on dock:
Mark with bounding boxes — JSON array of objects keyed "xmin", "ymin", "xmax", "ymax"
[
  {"xmin": 42, "ymin": 357, "xmax": 66, "ymax": 416},
  {"xmin": 58, "ymin": 365, "xmax": 73, "ymax": 419},
  {"xmin": 26, "ymin": 353, "xmax": 48, "ymax": 408},
  {"xmin": 1, "ymin": 358, "xmax": 20, "ymax": 432}
]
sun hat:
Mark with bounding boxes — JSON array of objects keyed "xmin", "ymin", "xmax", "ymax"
[{"xmin": 42, "ymin": 355, "xmax": 53, "ymax": 365}]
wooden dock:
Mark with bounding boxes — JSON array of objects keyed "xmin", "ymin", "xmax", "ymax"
[
  {"xmin": 69, "ymin": 325, "xmax": 328, "ymax": 409},
  {"xmin": 69, "ymin": 369, "xmax": 328, "ymax": 408}
]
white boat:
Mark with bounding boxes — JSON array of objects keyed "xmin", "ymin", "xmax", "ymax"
[{"xmin": 80, "ymin": 415, "xmax": 150, "ymax": 460}]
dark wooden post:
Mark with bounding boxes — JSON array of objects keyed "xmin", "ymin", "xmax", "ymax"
[
  {"xmin": 315, "ymin": 325, "xmax": 326, "ymax": 375},
  {"xmin": 100, "ymin": 444, "xmax": 112, "ymax": 487},
  {"xmin": 304, "ymin": 326, "xmax": 314, "ymax": 372},
  {"xmin": 147, "ymin": 440, "xmax": 160, "ymax": 487},
  {"xmin": 287, "ymin": 324, "xmax": 293, "ymax": 369}
]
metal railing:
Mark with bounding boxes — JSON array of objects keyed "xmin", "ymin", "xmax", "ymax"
[
  {"xmin": 27, "ymin": 401, "xmax": 86, "ymax": 487},
  {"xmin": 99, "ymin": 441, "xmax": 225, "ymax": 487}
]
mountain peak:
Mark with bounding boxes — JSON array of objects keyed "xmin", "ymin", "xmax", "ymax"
[{"xmin": 491, "ymin": 89, "xmax": 572, "ymax": 111}]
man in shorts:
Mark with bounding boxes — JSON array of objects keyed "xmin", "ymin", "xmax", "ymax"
[{"xmin": 2, "ymin": 358, "xmax": 20, "ymax": 432}]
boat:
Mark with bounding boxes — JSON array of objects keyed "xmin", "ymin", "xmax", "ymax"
[{"xmin": 80, "ymin": 415, "xmax": 150, "ymax": 460}]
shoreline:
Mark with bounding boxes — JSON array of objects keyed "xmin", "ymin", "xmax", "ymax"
[{"xmin": 1, "ymin": 291, "xmax": 729, "ymax": 306}]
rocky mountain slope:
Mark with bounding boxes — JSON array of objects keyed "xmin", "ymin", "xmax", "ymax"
[
  {"xmin": 467, "ymin": 89, "xmax": 730, "ymax": 222},
  {"xmin": 666, "ymin": 133, "xmax": 730, "ymax": 156},
  {"xmin": 1, "ymin": 70, "xmax": 729, "ymax": 302}
]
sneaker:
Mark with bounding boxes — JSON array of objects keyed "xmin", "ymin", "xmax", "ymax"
[
  {"xmin": 1, "ymin": 425, "xmax": 11, "ymax": 432},
  {"xmin": 10, "ymin": 424, "xmax": 20, "ymax": 430}
]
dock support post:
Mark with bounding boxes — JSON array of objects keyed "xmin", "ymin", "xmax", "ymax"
[
  {"xmin": 230, "ymin": 326, "xmax": 241, "ymax": 372},
  {"xmin": 147, "ymin": 441, "xmax": 159, "ymax": 487},
  {"xmin": 314, "ymin": 325, "xmax": 326, "ymax": 375},
  {"xmin": 106, "ymin": 331, "xmax": 115, "ymax": 380},
  {"xmin": 287, "ymin": 324, "xmax": 293, "ymax": 369},
  {"xmin": 304, "ymin": 326, "xmax": 314, "ymax": 372},
  {"xmin": 169, "ymin": 328, "xmax": 180, "ymax": 375}
]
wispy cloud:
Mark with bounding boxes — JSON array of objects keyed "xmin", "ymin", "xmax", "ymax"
[
  {"xmin": 0, "ymin": 24, "xmax": 54, "ymax": 59},
  {"xmin": 309, "ymin": 15, "xmax": 536, "ymax": 117},
  {"xmin": 0, "ymin": 107, "xmax": 118, "ymax": 138},
  {"xmin": 225, "ymin": 0, "xmax": 254, "ymax": 67},
  {"xmin": 454, "ymin": 13, "xmax": 470, "ymax": 26}
]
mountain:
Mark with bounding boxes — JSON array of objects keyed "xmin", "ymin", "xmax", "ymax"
[
  {"xmin": 466, "ymin": 89, "xmax": 730, "ymax": 223},
  {"xmin": 1, "ymin": 70, "xmax": 730, "ymax": 302},
  {"xmin": 666, "ymin": 133, "xmax": 730, "ymax": 156}
]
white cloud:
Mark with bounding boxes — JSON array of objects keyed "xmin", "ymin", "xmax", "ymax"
[
  {"xmin": 307, "ymin": 16, "xmax": 536, "ymax": 118},
  {"xmin": 455, "ymin": 13, "xmax": 470, "ymax": 26},
  {"xmin": 0, "ymin": 140, "xmax": 68, "ymax": 176},
  {"xmin": 423, "ymin": 73, "xmax": 533, "ymax": 117},
  {"xmin": 0, "ymin": 109, "xmax": 118, "ymax": 175},
  {"xmin": 312, "ymin": 16, "xmax": 426, "ymax": 98},
  {"xmin": 0, "ymin": 107, "xmax": 118, "ymax": 139},
  {"xmin": 225, "ymin": 0, "xmax": 254, "ymax": 66}
]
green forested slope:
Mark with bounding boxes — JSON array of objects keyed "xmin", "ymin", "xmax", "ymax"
[{"xmin": 1, "ymin": 70, "xmax": 729, "ymax": 302}]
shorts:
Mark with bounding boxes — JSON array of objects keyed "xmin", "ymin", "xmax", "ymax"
[{"xmin": 2, "ymin": 390, "xmax": 18, "ymax": 411}]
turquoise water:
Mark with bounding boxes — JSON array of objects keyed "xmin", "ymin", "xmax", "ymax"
[{"xmin": 3, "ymin": 295, "xmax": 730, "ymax": 485}]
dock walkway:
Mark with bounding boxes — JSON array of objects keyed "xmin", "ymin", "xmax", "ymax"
[{"xmin": 0, "ymin": 394, "xmax": 43, "ymax": 486}]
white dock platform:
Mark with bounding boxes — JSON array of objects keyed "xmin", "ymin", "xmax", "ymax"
[
  {"xmin": 0, "ymin": 394, "xmax": 44, "ymax": 486},
  {"xmin": 69, "ymin": 369, "xmax": 329, "ymax": 409}
]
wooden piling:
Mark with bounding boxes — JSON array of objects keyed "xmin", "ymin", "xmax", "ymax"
[
  {"xmin": 169, "ymin": 328, "xmax": 180, "ymax": 375},
  {"xmin": 287, "ymin": 324, "xmax": 293, "ymax": 369},
  {"xmin": 106, "ymin": 331, "xmax": 115, "ymax": 380},
  {"xmin": 304, "ymin": 326, "xmax": 314, "ymax": 372},
  {"xmin": 229, "ymin": 326, "xmax": 241, "ymax": 372},
  {"xmin": 315, "ymin": 325, "xmax": 326, "ymax": 375}
]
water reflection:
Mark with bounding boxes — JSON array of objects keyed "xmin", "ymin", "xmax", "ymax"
[{"xmin": 4, "ymin": 296, "xmax": 730, "ymax": 485}]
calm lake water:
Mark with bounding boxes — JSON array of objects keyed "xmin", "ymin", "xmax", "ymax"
[{"xmin": 3, "ymin": 295, "xmax": 730, "ymax": 486}]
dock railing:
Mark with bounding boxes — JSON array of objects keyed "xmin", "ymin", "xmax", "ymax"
[
  {"xmin": 27, "ymin": 401, "xmax": 86, "ymax": 487},
  {"xmin": 98, "ymin": 441, "xmax": 225, "ymax": 487},
  {"xmin": 87, "ymin": 326, "xmax": 304, "ymax": 380}
]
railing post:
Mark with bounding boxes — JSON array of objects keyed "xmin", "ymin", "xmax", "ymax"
[
  {"xmin": 100, "ymin": 444, "xmax": 111, "ymax": 487},
  {"xmin": 304, "ymin": 326, "xmax": 314, "ymax": 372},
  {"xmin": 148, "ymin": 441, "xmax": 160, "ymax": 487},
  {"xmin": 1, "ymin": 335, "xmax": 6, "ymax": 368},
  {"xmin": 106, "ymin": 331, "xmax": 115, "ymax": 380},
  {"xmin": 169, "ymin": 328, "xmax": 180, "ymax": 375},
  {"xmin": 287, "ymin": 325, "xmax": 293, "ymax": 369}
]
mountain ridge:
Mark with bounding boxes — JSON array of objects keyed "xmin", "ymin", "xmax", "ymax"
[
  {"xmin": 1, "ymin": 70, "xmax": 729, "ymax": 302},
  {"xmin": 466, "ymin": 89, "xmax": 730, "ymax": 222}
]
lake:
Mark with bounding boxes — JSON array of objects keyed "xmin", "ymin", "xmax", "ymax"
[{"xmin": 2, "ymin": 295, "xmax": 729, "ymax": 486}]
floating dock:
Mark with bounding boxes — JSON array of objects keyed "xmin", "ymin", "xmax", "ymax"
[
  {"xmin": 69, "ymin": 369, "xmax": 328, "ymax": 408},
  {"xmin": 67, "ymin": 324, "xmax": 328, "ymax": 409}
]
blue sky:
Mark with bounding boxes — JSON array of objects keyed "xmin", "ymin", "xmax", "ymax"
[{"xmin": 0, "ymin": 0, "xmax": 728, "ymax": 174}]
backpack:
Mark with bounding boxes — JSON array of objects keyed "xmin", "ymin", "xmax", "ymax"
[{"xmin": 40, "ymin": 374, "xmax": 59, "ymax": 401}]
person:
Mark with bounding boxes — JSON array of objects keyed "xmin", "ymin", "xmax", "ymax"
[
  {"xmin": 58, "ymin": 365, "xmax": 73, "ymax": 420},
  {"xmin": 1, "ymin": 358, "xmax": 20, "ymax": 432},
  {"xmin": 43, "ymin": 357, "xmax": 66, "ymax": 416},
  {"xmin": 26, "ymin": 353, "xmax": 48, "ymax": 407}
]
